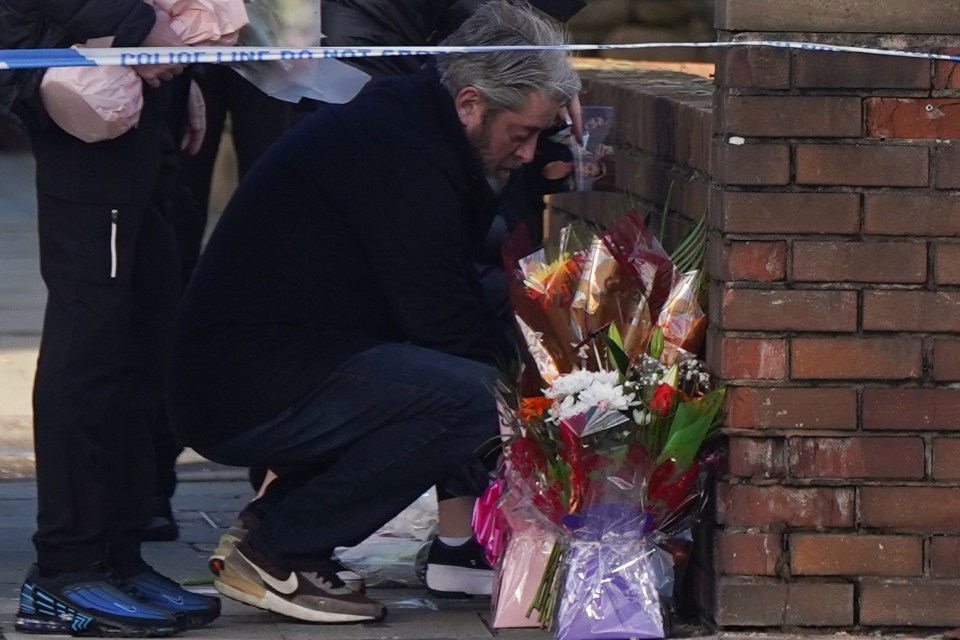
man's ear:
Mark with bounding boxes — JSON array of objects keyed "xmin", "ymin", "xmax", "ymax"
[{"xmin": 454, "ymin": 86, "xmax": 484, "ymax": 127}]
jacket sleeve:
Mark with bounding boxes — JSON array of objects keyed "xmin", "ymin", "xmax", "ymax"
[{"xmin": 31, "ymin": 0, "xmax": 156, "ymax": 46}]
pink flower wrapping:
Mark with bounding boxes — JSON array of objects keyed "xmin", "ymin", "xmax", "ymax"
[{"xmin": 491, "ymin": 524, "xmax": 556, "ymax": 629}]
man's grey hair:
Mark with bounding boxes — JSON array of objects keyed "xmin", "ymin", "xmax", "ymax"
[{"xmin": 436, "ymin": 0, "xmax": 581, "ymax": 112}]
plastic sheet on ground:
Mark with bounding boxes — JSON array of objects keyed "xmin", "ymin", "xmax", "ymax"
[{"xmin": 335, "ymin": 489, "xmax": 437, "ymax": 588}]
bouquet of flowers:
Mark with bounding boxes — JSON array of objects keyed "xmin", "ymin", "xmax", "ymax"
[{"xmin": 477, "ymin": 211, "xmax": 723, "ymax": 637}]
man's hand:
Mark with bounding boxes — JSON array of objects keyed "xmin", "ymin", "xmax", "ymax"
[
  {"xmin": 559, "ymin": 93, "xmax": 584, "ymax": 144},
  {"xmin": 182, "ymin": 80, "xmax": 206, "ymax": 155},
  {"xmin": 134, "ymin": 7, "xmax": 185, "ymax": 88}
]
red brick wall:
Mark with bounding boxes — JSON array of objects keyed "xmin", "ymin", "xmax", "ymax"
[
  {"xmin": 551, "ymin": 26, "xmax": 960, "ymax": 631},
  {"xmin": 709, "ymin": 39, "xmax": 960, "ymax": 630}
]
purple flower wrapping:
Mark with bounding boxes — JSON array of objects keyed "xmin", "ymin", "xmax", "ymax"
[{"xmin": 555, "ymin": 536, "xmax": 665, "ymax": 640}]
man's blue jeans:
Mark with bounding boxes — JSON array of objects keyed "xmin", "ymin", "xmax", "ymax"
[{"xmin": 197, "ymin": 343, "xmax": 499, "ymax": 569}]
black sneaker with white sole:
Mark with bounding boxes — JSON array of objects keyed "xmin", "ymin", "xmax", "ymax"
[
  {"xmin": 213, "ymin": 540, "xmax": 386, "ymax": 623},
  {"xmin": 424, "ymin": 537, "xmax": 493, "ymax": 598}
]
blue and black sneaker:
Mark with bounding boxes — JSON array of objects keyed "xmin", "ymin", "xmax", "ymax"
[
  {"xmin": 15, "ymin": 564, "xmax": 184, "ymax": 637},
  {"xmin": 117, "ymin": 567, "xmax": 221, "ymax": 628}
]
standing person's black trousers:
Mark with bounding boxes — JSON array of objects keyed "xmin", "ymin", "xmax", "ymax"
[{"xmin": 29, "ymin": 111, "xmax": 182, "ymax": 575}]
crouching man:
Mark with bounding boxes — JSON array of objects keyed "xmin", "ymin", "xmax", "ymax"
[{"xmin": 166, "ymin": 0, "xmax": 580, "ymax": 623}]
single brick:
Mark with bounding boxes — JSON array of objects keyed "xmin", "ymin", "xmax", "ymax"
[
  {"xmin": 930, "ymin": 537, "xmax": 960, "ymax": 578},
  {"xmin": 864, "ymin": 388, "xmax": 960, "ymax": 431},
  {"xmin": 865, "ymin": 291, "xmax": 960, "ymax": 332},
  {"xmin": 787, "ymin": 436, "xmax": 924, "ymax": 479},
  {"xmin": 715, "ymin": 46, "xmax": 791, "ymax": 89},
  {"xmin": 933, "ymin": 142, "xmax": 960, "ymax": 189},
  {"xmin": 867, "ymin": 98, "xmax": 960, "ymax": 139},
  {"xmin": 792, "ymin": 337, "xmax": 922, "ymax": 380},
  {"xmin": 712, "ymin": 141, "xmax": 790, "ymax": 186},
  {"xmin": 933, "ymin": 437, "xmax": 960, "ymax": 480},
  {"xmin": 721, "ymin": 96, "xmax": 861, "ymax": 137},
  {"xmin": 712, "ymin": 241, "xmax": 786, "ymax": 282},
  {"xmin": 793, "ymin": 241, "xmax": 926, "ymax": 284},
  {"xmin": 795, "ymin": 50, "xmax": 929, "ymax": 89},
  {"xmin": 934, "ymin": 49, "xmax": 960, "ymax": 90},
  {"xmin": 934, "ymin": 339, "xmax": 960, "ymax": 381},
  {"xmin": 709, "ymin": 336, "xmax": 787, "ymax": 381},
  {"xmin": 717, "ymin": 191, "xmax": 860, "ymax": 234},
  {"xmin": 717, "ymin": 531, "xmax": 782, "ymax": 576},
  {"xmin": 934, "ymin": 243, "xmax": 960, "ymax": 285},
  {"xmin": 796, "ymin": 145, "xmax": 929, "ymax": 187},
  {"xmin": 791, "ymin": 533, "xmax": 922, "ymax": 576},
  {"xmin": 864, "ymin": 192, "xmax": 960, "ymax": 235},
  {"xmin": 726, "ymin": 436, "xmax": 784, "ymax": 479},
  {"xmin": 720, "ymin": 289, "xmax": 857, "ymax": 332},
  {"xmin": 861, "ymin": 487, "xmax": 960, "ymax": 531},
  {"xmin": 717, "ymin": 483, "xmax": 855, "ymax": 528},
  {"xmin": 715, "ymin": 577, "xmax": 853, "ymax": 626},
  {"xmin": 726, "ymin": 387, "xmax": 858, "ymax": 431},
  {"xmin": 860, "ymin": 580, "xmax": 960, "ymax": 626}
]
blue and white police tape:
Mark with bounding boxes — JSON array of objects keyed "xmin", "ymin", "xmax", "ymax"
[{"xmin": 3, "ymin": 41, "xmax": 960, "ymax": 70}]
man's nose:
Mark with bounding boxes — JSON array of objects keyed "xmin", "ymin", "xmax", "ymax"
[{"xmin": 514, "ymin": 137, "xmax": 538, "ymax": 164}]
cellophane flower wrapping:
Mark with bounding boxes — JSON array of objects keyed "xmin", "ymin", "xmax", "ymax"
[
  {"xmin": 489, "ymin": 487, "xmax": 556, "ymax": 628},
  {"xmin": 484, "ymin": 397, "xmax": 557, "ymax": 628},
  {"xmin": 555, "ymin": 466, "xmax": 665, "ymax": 640},
  {"xmin": 481, "ymin": 210, "xmax": 724, "ymax": 638}
]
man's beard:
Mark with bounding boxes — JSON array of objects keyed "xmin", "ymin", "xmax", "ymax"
[
  {"xmin": 472, "ymin": 108, "xmax": 512, "ymax": 195},
  {"xmin": 485, "ymin": 171, "xmax": 510, "ymax": 194}
]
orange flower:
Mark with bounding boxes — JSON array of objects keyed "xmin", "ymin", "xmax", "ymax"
[{"xmin": 519, "ymin": 396, "xmax": 554, "ymax": 423}]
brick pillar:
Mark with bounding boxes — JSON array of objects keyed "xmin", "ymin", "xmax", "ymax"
[{"xmin": 708, "ymin": 0, "xmax": 960, "ymax": 628}]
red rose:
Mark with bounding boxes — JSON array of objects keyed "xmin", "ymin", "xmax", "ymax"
[{"xmin": 650, "ymin": 383, "xmax": 676, "ymax": 416}]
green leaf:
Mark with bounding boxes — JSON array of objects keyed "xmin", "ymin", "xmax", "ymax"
[
  {"xmin": 670, "ymin": 215, "xmax": 707, "ymax": 274},
  {"xmin": 656, "ymin": 387, "xmax": 726, "ymax": 469},
  {"xmin": 604, "ymin": 324, "xmax": 629, "ymax": 375},
  {"xmin": 649, "ymin": 326, "xmax": 664, "ymax": 360}
]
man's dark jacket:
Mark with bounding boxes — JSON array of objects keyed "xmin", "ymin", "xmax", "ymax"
[
  {"xmin": 0, "ymin": 0, "xmax": 155, "ymax": 128},
  {"xmin": 168, "ymin": 64, "xmax": 501, "ymax": 448}
]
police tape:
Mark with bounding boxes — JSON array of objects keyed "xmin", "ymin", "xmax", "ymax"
[{"xmin": 3, "ymin": 41, "xmax": 960, "ymax": 70}]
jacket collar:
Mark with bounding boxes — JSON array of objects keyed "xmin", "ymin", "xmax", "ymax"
[{"xmin": 415, "ymin": 62, "xmax": 497, "ymax": 209}]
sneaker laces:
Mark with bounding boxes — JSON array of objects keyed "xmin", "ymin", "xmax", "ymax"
[{"xmin": 309, "ymin": 565, "xmax": 346, "ymax": 590}]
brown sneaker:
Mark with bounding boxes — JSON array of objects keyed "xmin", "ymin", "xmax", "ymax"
[
  {"xmin": 209, "ymin": 509, "xmax": 367, "ymax": 594},
  {"xmin": 329, "ymin": 557, "xmax": 366, "ymax": 594},
  {"xmin": 213, "ymin": 541, "xmax": 386, "ymax": 623}
]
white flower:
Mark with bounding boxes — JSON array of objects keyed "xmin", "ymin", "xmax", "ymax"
[
  {"xmin": 577, "ymin": 380, "xmax": 635, "ymax": 412},
  {"xmin": 546, "ymin": 369, "xmax": 608, "ymax": 399},
  {"xmin": 545, "ymin": 369, "xmax": 638, "ymax": 421}
]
